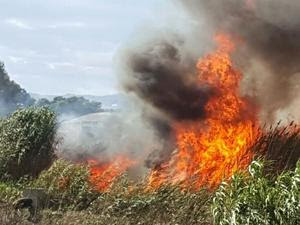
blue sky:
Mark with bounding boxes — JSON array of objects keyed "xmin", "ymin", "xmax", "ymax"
[{"xmin": 0, "ymin": 0, "xmax": 174, "ymax": 95}]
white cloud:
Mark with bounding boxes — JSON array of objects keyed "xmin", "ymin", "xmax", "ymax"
[
  {"xmin": 48, "ymin": 22, "xmax": 85, "ymax": 29},
  {"xmin": 5, "ymin": 18, "xmax": 33, "ymax": 30},
  {"xmin": 8, "ymin": 56, "xmax": 27, "ymax": 64},
  {"xmin": 47, "ymin": 62, "xmax": 75, "ymax": 70},
  {"xmin": 75, "ymin": 51, "xmax": 114, "ymax": 68},
  {"xmin": 0, "ymin": 0, "xmax": 167, "ymax": 95}
]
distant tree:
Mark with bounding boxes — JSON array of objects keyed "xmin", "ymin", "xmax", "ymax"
[
  {"xmin": 38, "ymin": 96, "xmax": 102, "ymax": 118},
  {"xmin": 36, "ymin": 98, "xmax": 51, "ymax": 107},
  {"xmin": 0, "ymin": 61, "xmax": 35, "ymax": 116}
]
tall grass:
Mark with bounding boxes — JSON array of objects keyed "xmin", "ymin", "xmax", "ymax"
[
  {"xmin": 213, "ymin": 160, "xmax": 300, "ymax": 225},
  {"xmin": 0, "ymin": 107, "xmax": 57, "ymax": 180},
  {"xmin": 253, "ymin": 122, "xmax": 300, "ymax": 172}
]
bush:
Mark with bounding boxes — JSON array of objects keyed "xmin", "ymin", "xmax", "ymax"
[
  {"xmin": 213, "ymin": 160, "xmax": 300, "ymax": 225},
  {"xmin": 0, "ymin": 107, "xmax": 57, "ymax": 180},
  {"xmin": 33, "ymin": 160, "xmax": 97, "ymax": 210}
]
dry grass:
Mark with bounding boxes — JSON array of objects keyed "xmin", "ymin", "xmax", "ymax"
[
  {"xmin": 0, "ymin": 185, "xmax": 212, "ymax": 225},
  {"xmin": 253, "ymin": 122, "xmax": 300, "ymax": 173}
]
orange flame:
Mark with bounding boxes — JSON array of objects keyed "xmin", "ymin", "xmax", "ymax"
[
  {"xmin": 88, "ymin": 155, "xmax": 137, "ymax": 192},
  {"xmin": 148, "ymin": 33, "xmax": 259, "ymax": 190}
]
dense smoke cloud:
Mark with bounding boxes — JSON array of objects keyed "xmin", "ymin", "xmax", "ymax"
[
  {"xmin": 121, "ymin": 38, "xmax": 214, "ymax": 121},
  {"xmin": 118, "ymin": 31, "xmax": 216, "ymax": 167},
  {"xmin": 120, "ymin": 0, "xmax": 300, "ymax": 125},
  {"xmin": 59, "ymin": 0, "xmax": 300, "ymax": 171},
  {"xmin": 177, "ymin": 0, "xmax": 300, "ymax": 123},
  {"xmin": 117, "ymin": 0, "xmax": 300, "ymax": 167}
]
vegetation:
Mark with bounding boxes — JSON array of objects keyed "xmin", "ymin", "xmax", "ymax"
[
  {"xmin": 253, "ymin": 122, "xmax": 300, "ymax": 172},
  {"xmin": 32, "ymin": 160, "xmax": 96, "ymax": 210},
  {"xmin": 0, "ymin": 159, "xmax": 299, "ymax": 224},
  {"xmin": 36, "ymin": 96, "xmax": 102, "ymax": 119},
  {"xmin": 0, "ymin": 104, "xmax": 299, "ymax": 224},
  {"xmin": 0, "ymin": 61, "xmax": 102, "ymax": 118},
  {"xmin": 0, "ymin": 107, "xmax": 57, "ymax": 180},
  {"xmin": 213, "ymin": 160, "xmax": 300, "ymax": 225},
  {"xmin": 31, "ymin": 160, "xmax": 212, "ymax": 224},
  {"xmin": 0, "ymin": 158, "xmax": 300, "ymax": 225},
  {"xmin": 0, "ymin": 62, "xmax": 35, "ymax": 116}
]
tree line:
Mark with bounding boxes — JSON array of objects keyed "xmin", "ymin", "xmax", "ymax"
[{"xmin": 0, "ymin": 61, "xmax": 102, "ymax": 118}]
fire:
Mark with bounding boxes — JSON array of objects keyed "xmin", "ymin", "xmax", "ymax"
[
  {"xmin": 88, "ymin": 155, "xmax": 137, "ymax": 192},
  {"xmin": 148, "ymin": 33, "xmax": 259, "ymax": 190}
]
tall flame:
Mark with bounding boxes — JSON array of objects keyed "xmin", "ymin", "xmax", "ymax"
[{"xmin": 148, "ymin": 33, "xmax": 259, "ymax": 190}]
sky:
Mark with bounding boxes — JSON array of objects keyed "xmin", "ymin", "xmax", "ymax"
[{"xmin": 0, "ymin": 0, "xmax": 173, "ymax": 96}]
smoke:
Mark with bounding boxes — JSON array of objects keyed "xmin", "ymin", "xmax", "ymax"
[
  {"xmin": 117, "ymin": 30, "xmax": 218, "ymax": 167},
  {"xmin": 177, "ymin": 0, "xmax": 300, "ymax": 123},
  {"xmin": 57, "ymin": 103, "xmax": 167, "ymax": 172},
  {"xmin": 57, "ymin": 0, "xmax": 300, "ymax": 172},
  {"xmin": 116, "ymin": 0, "xmax": 300, "ymax": 167},
  {"xmin": 121, "ymin": 37, "xmax": 214, "ymax": 122}
]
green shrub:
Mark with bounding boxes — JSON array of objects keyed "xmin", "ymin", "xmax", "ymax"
[
  {"xmin": 0, "ymin": 107, "xmax": 57, "ymax": 180},
  {"xmin": 213, "ymin": 160, "xmax": 300, "ymax": 225},
  {"xmin": 0, "ymin": 182, "xmax": 21, "ymax": 202},
  {"xmin": 33, "ymin": 160, "xmax": 97, "ymax": 210}
]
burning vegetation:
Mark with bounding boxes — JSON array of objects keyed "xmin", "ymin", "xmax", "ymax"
[
  {"xmin": 1, "ymin": 1, "xmax": 300, "ymax": 224},
  {"xmin": 79, "ymin": 0, "xmax": 300, "ymax": 192},
  {"xmin": 88, "ymin": 155, "xmax": 137, "ymax": 192},
  {"xmin": 86, "ymin": 32, "xmax": 261, "ymax": 191},
  {"xmin": 148, "ymin": 33, "xmax": 259, "ymax": 190},
  {"xmin": 83, "ymin": 28, "xmax": 300, "ymax": 193}
]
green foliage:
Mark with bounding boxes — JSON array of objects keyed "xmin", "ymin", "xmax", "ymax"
[
  {"xmin": 0, "ymin": 182, "xmax": 21, "ymax": 202},
  {"xmin": 213, "ymin": 160, "xmax": 300, "ymax": 225},
  {"xmin": 0, "ymin": 118, "xmax": 299, "ymax": 224},
  {"xmin": 33, "ymin": 160, "xmax": 97, "ymax": 210},
  {"xmin": 36, "ymin": 96, "xmax": 102, "ymax": 118},
  {"xmin": 0, "ymin": 107, "xmax": 57, "ymax": 180},
  {"xmin": 0, "ymin": 61, "xmax": 35, "ymax": 116}
]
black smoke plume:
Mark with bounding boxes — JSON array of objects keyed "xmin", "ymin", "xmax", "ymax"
[{"xmin": 121, "ymin": 39, "xmax": 214, "ymax": 122}]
